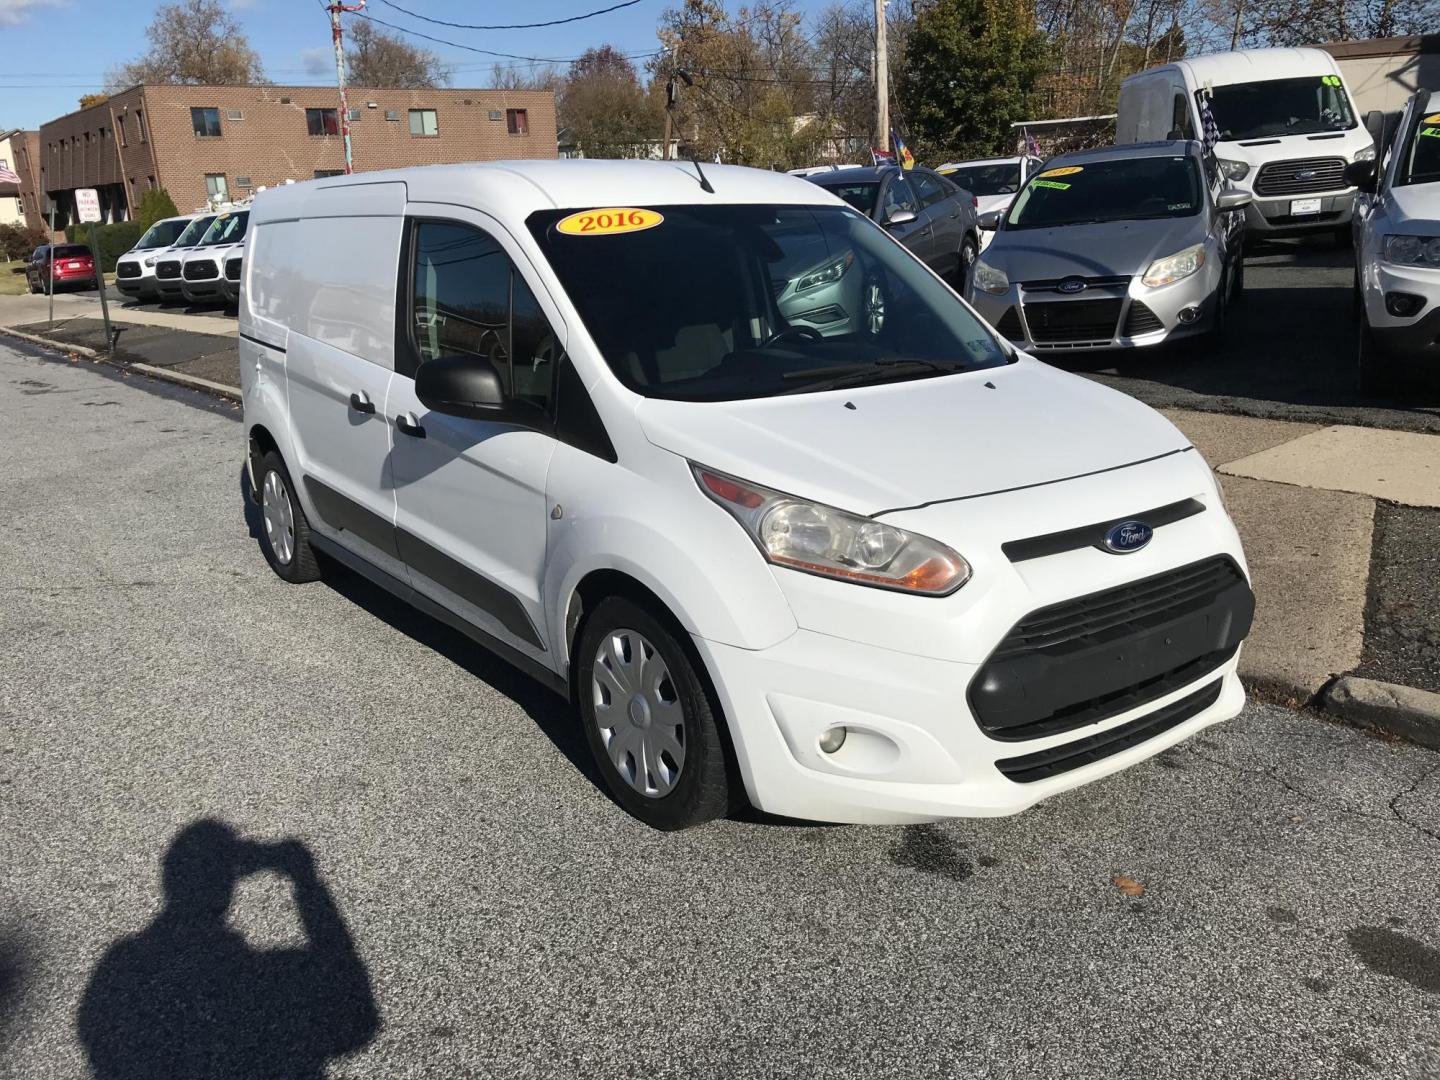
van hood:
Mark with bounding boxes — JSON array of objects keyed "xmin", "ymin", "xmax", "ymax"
[
  {"xmin": 637, "ymin": 357, "xmax": 1191, "ymax": 515},
  {"xmin": 1386, "ymin": 181, "xmax": 1440, "ymax": 229},
  {"xmin": 1217, "ymin": 127, "xmax": 1372, "ymax": 174},
  {"xmin": 983, "ymin": 217, "xmax": 1206, "ymax": 282}
]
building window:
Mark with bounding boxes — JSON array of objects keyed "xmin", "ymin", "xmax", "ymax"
[
  {"xmin": 205, "ymin": 174, "xmax": 229, "ymax": 202},
  {"xmin": 118, "ymin": 115, "xmax": 127, "ymax": 146},
  {"xmin": 488, "ymin": 110, "xmax": 502, "ymax": 121},
  {"xmin": 408, "ymin": 109, "xmax": 438, "ymax": 137},
  {"xmin": 147, "ymin": 175, "xmax": 156, "ymax": 190},
  {"xmin": 137, "ymin": 110, "xmax": 147, "ymax": 141},
  {"xmin": 191, "ymin": 107, "xmax": 221, "ymax": 138},
  {"xmin": 314, "ymin": 169, "xmax": 344, "ymax": 179},
  {"xmin": 305, "ymin": 108, "xmax": 339, "ymax": 136},
  {"xmin": 235, "ymin": 176, "xmax": 252, "ymax": 188},
  {"xmin": 506, "ymin": 109, "xmax": 529, "ymax": 135}
]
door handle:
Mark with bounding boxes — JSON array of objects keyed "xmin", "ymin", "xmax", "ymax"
[
  {"xmin": 395, "ymin": 412, "xmax": 426, "ymax": 438},
  {"xmin": 349, "ymin": 391, "xmax": 375, "ymax": 414}
]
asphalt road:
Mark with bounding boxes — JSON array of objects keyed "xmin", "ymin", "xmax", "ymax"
[{"xmin": 3, "ymin": 339, "xmax": 1440, "ymax": 1080}]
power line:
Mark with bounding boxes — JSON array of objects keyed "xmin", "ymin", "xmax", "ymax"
[
  {"xmin": 376, "ymin": 0, "xmax": 646, "ymax": 31},
  {"xmin": 353, "ymin": 8, "xmax": 661, "ymax": 66}
]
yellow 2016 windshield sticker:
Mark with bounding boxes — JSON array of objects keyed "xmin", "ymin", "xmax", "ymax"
[
  {"xmin": 1039, "ymin": 166, "xmax": 1083, "ymax": 178},
  {"xmin": 556, "ymin": 207, "xmax": 664, "ymax": 236},
  {"xmin": 1033, "ymin": 179, "xmax": 1071, "ymax": 190},
  {"xmin": 1424, "ymin": 114, "xmax": 1440, "ymax": 124}
]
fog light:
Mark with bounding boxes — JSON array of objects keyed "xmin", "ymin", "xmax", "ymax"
[
  {"xmin": 818, "ymin": 726, "xmax": 848, "ymax": 754},
  {"xmin": 1385, "ymin": 291, "xmax": 1426, "ymax": 318},
  {"xmin": 1177, "ymin": 305, "xmax": 1201, "ymax": 324}
]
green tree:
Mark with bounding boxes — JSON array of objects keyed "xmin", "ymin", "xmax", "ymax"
[
  {"xmin": 107, "ymin": 0, "xmax": 265, "ymax": 89},
  {"xmin": 559, "ymin": 46, "xmax": 663, "ymax": 159},
  {"xmin": 897, "ymin": 0, "xmax": 1046, "ymax": 162},
  {"xmin": 136, "ymin": 189, "xmax": 181, "ymax": 228}
]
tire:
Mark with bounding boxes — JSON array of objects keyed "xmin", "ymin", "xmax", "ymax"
[
  {"xmin": 1356, "ymin": 315, "xmax": 1392, "ymax": 396},
  {"xmin": 1230, "ymin": 253, "xmax": 1245, "ymax": 304},
  {"xmin": 255, "ymin": 450, "xmax": 322, "ymax": 583},
  {"xmin": 1203, "ymin": 267, "xmax": 1229, "ymax": 348},
  {"xmin": 575, "ymin": 596, "xmax": 735, "ymax": 830},
  {"xmin": 1334, "ymin": 223, "xmax": 1354, "ymax": 250},
  {"xmin": 956, "ymin": 236, "xmax": 978, "ymax": 296},
  {"xmin": 862, "ymin": 274, "xmax": 887, "ymax": 336}
]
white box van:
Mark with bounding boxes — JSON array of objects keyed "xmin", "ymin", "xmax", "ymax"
[
  {"xmin": 239, "ymin": 161, "xmax": 1253, "ymax": 830},
  {"xmin": 1117, "ymin": 48, "xmax": 1375, "ymax": 242}
]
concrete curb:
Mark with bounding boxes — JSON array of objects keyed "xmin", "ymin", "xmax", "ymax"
[
  {"xmin": 1320, "ymin": 676, "xmax": 1440, "ymax": 751},
  {"xmin": 0, "ymin": 324, "xmax": 241, "ymax": 403}
]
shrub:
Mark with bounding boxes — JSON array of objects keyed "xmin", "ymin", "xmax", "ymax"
[
  {"xmin": 0, "ymin": 222, "xmax": 48, "ymax": 261},
  {"xmin": 136, "ymin": 189, "xmax": 180, "ymax": 228},
  {"xmin": 70, "ymin": 220, "xmax": 147, "ymax": 273}
]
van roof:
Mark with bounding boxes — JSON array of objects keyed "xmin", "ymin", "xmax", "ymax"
[
  {"xmin": 250, "ymin": 159, "xmax": 843, "ymax": 226},
  {"xmin": 1127, "ymin": 47, "xmax": 1338, "ymax": 89}
]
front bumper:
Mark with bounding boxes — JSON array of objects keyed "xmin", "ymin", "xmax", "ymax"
[
  {"xmin": 1245, "ymin": 190, "xmax": 1355, "ymax": 236},
  {"xmin": 696, "ymin": 452, "xmax": 1251, "ymax": 824},
  {"xmin": 970, "ymin": 270, "xmax": 1219, "ymax": 354},
  {"xmin": 1363, "ymin": 259, "xmax": 1440, "ymax": 360}
]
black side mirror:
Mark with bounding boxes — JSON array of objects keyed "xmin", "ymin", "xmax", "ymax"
[
  {"xmin": 415, "ymin": 354, "xmax": 507, "ymax": 419},
  {"xmin": 1343, "ymin": 159, "xmax": 1377, "ymax": 193},
  {"xmin": 1364, "ymin": 109, "xmax": 1386, "ymax": 151}
]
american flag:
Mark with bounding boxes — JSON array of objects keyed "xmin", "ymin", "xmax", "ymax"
[
  {"xmin": 1198, "ymin": 92, "xmax": 1221, "ymax": 155},
  {"xmin": 0, "ymin": 161, "xmax": 22, "ymax": 186}
]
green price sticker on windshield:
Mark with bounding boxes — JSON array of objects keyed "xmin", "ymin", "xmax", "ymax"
[
  {"xmin": 1421, "ymin": 127, "xmax": 1440, "ymax": 140},
  {"xmin": 1322, "ymin": 74, "xmax": 1342, "ymax": 87},
  {"xmin": 1033, "ymin": 179, "xmax": 1071, "ymax": 191}
]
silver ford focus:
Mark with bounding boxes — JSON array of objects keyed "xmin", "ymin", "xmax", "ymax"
[{"xmin": 967, "ymin": 140, "xmax": 1251, "ymax": 353}]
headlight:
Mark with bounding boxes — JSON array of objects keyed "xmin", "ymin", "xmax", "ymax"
[
  {"xmin": 794, "ymin": 251, "xmax": 853, "ymax": 293},
  {"xmin": 143, "ymin": 256, "xmax": 157, "ymax": 267},
  {"xmin": 1142, "ymin": 243, "xmax": 1207, "ymax": 288},
  {"xmin": 972, "ymin": 259, "xmax": 1009, "ymax": 295},
  {"xmin": 1218, "ymin": 158, "xmax": 1250, "ymax": 181},
  {"xmin": 1354, "ymin": 145, "xmax": 1376, "ymax": 163},
  {"xmin": 693, "ymin": 465, "xmax": 972, "ymax": 596},
  {"xmin": 1382, "ymin": 234, "xmax": 1440, "ymax": 266}
]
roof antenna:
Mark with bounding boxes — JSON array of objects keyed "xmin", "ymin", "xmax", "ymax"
[{"xmin": 686, "ymin": 155, "xmax": 716, "ymax": 194}]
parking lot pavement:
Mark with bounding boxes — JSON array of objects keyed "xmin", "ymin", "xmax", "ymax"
[
  {"xmin": 1059, "ymin": 240, "xmax": 1440, "ymax": 434},
  {"xmin": 0, "ymin": 289, "xmax": 236, "ymax": 337},
  {"xmin": 5, "ymin": 339, "xmax": 1440, "ymax": 1079}
]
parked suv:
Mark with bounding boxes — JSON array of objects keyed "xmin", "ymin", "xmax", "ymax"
[
  {"xmin": 806, "ymin": 165, "xmax": 982, "ymax": 292},
  {"xmin": 1348, "ymin": 88, "xmax": 1440, "ymax": 392},
  {"xmin": 115, "ymin": 215, "xmax": 197, "ymax": 300},
  {"xmin": 181, "ymin": 209, "xmax": 249, "ymax": 305},
  {"xmin": 240, "ymin": 161, "xmax": 1252, "ymax": 830},
  {"xmin": 151, "ymin": 213, "xmax": 217, "ymax": 304},
  {"xmin": 968, "ymin": 141, "xmax": 1250, "ymax": 353},
  {"xmin": 26, "ymin": 244, "xmax": 96, "ymax": 294}
]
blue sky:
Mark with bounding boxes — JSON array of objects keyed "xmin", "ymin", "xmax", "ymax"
[{"xmin": 0, "ymin": 0, "xmax": 736, "ymax": 129}]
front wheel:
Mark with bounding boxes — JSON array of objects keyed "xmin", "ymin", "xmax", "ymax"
[
  {"xmin": 576, "ymin": 596, "xmax": 735, "ymax": 830},
  {"xmin": 956, "ymin": 236, "xmax": 978, "ymax": 296},
  {"xmin": 256, "ymin": 451, "xmax": 322, "ymax": 583}
]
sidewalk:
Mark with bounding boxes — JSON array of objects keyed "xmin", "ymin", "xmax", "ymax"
[
  {"xmin": 0, "ymin": 290, "xmax": 238, "ymax": 337},
  {"xmin": 6, "ymin": 310, "xmax": 1439, "ymax": 743}
]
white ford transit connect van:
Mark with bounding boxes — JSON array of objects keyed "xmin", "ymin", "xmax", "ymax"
[
  {"xmin": 240, "ymin": 161, "xmax": 1253, "ymax": 830},
  {"xmin": 1117, "ymin": 48, "xmax": 1374, "ymax": 243}
]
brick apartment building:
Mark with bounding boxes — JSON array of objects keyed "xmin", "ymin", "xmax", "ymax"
[
  {"xmin": 0, "ymin": 128, "xmax": 43, "ymax": 230},
  {"xmin": 38, "ymin": 83, "xmax": 557, "ymax": 232}
]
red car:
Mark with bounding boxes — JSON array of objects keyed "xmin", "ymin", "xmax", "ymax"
[{"xmin": 26, "ymin": 244, "xmax": 97, "ymax": 294}]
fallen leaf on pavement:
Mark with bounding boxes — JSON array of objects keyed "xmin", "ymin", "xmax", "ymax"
[{"xmin": 1113, "ymin": 875, "xmax": 1145, "ymax": 898}]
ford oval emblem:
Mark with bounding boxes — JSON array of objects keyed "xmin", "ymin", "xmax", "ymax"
[
  {"xmin": 1058, "ymin": 277, "xmax": 1087, "ymax": 294},
  {"xmin": 1103, "ymin": 520, "xmax": 1153, "ymax": 554},
  {"xmin": 1297, "ymin": 169, "xmax": 1317, "ymax": 181}
]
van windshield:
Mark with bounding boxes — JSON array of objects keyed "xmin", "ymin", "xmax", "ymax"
[
  {"xmin": 943, "ymin": 162, "xmax": 1022, "ymax": 196},
  {"xmin": 173, "ymin": 217, "xmax": 215, "ymax": 247},
  {"xmin": 1007, "ymin": 156, "xmax": 1200, "ymax": 229},
  {"xmin": 134, "ymin": 219, "xmax": 189, "ymax": 249},
  {"xmin": 527, "ymin": 204, "xmax": 1009, "ymax": 402},
  {"xmin": 200, "ymin": 211, "xmax": 248, "ymax": 246},
  {"xmin": 1205, "ymin": 76, "xmax": 1356, "ymax": 140}
]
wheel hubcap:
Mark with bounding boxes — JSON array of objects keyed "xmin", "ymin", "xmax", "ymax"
[
  {"xmin": 261, "ymin": 469, "xmax": 295, "ymax": 566},
  {"xmin": 866, "ymin": 282, "xmax": 886, "ymax": 334},
  {"xmin": 591, "ymin": 629, "xmax": 685, "ymax": 798}
]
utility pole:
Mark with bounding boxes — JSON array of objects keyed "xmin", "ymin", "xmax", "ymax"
[
  {"xmin": 874, "ymin": 0, "xmax": 889, "ymax": 151},
  {"xmin": 328, "ymin": 1, "xmax": 366, "ymax": 175}
]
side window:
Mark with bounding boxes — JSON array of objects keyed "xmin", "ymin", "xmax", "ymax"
[
  {"xmin": 1172, "ymin": 92, "xmax": 1196, "ymax": 140},
  {"xmin": 408, "ymin": 220, "xmax": 557, "ymax": 413},
  {"xmin": 883, "ymin": 177, "xmax": 918, "ymax": 218},
  {"xmin": 912, "ymin": 171, "xmax": 948, "ymax": 208}
]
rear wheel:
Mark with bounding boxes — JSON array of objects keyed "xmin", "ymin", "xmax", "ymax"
[
  {"xmin": 256, "ymin": 451, "xmax": 322, "ymax": 583},
  {"xmin": 956, "ymin": 236, "xmax": 978, "ymax": 296},
  {"xmin": 576, "ymin": 596, "xmax": 735, "ymax": 830}
]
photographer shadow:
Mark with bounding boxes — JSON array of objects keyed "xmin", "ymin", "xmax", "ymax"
[{"xmin": 77, "ymin": 820, "xmax": 379, "ymax": 1080}]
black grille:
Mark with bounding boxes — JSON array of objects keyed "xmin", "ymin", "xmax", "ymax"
[
  {"xmin": 183, "ymin": 260, "xmax": 218, "ymax": 280},
  {"xmin": 1021, "ymin": 298, "xmax": 1122, "ymax": 343},
  {"xmin": 1124, "ymin": 301, "xmax": 1164, "ymax": 336},
  {"xmin": 1253, "ymin": 156, "xmax": 1347, "ymax": 197},
  {"xmin": 116, "ymin": 262, "xmax": 141, "ymax": 279},
  {"xmin": 994, "ymin": 680, "xmax": 1223, "ymax": 783},
  {"xmin": 155, "ymin": 259, "xmax": 182, "ymax": 279},
  {"xmin": 969, "ymin": 556, "xmax": 1253, "ymax": 741},
  {"xmin": 225, "ymin": 257, "xmax": 243, "ymax": 281},
  {"xmin": 994, "ymin": 307, "xmax": 1023, "ymax": 340}
]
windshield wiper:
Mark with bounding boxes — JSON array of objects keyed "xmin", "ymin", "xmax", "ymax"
[{"xmin": 778, "ymin": 358, "xmax": 965, "ymax": 394}]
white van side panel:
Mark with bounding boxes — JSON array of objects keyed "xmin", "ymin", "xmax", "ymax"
[{"xmin": 1116, "ymin": 70, "xmax": 1178, "ymax": 144}]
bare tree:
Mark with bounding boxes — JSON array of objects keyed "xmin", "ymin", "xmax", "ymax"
[
  {"xmin": 488, "ymin": 63, "xmax": 564, "ymax": 91},
  {"xmin": 346, "ymin": 20, "xmax": 448, "ymax": 89},
  {"xmin": 558, "ymin": 46, "xmax": 664, "ymax": 157},
  {"xmin": 106, "ymin": 0, "xmax": 265, "ymax": 89}
]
